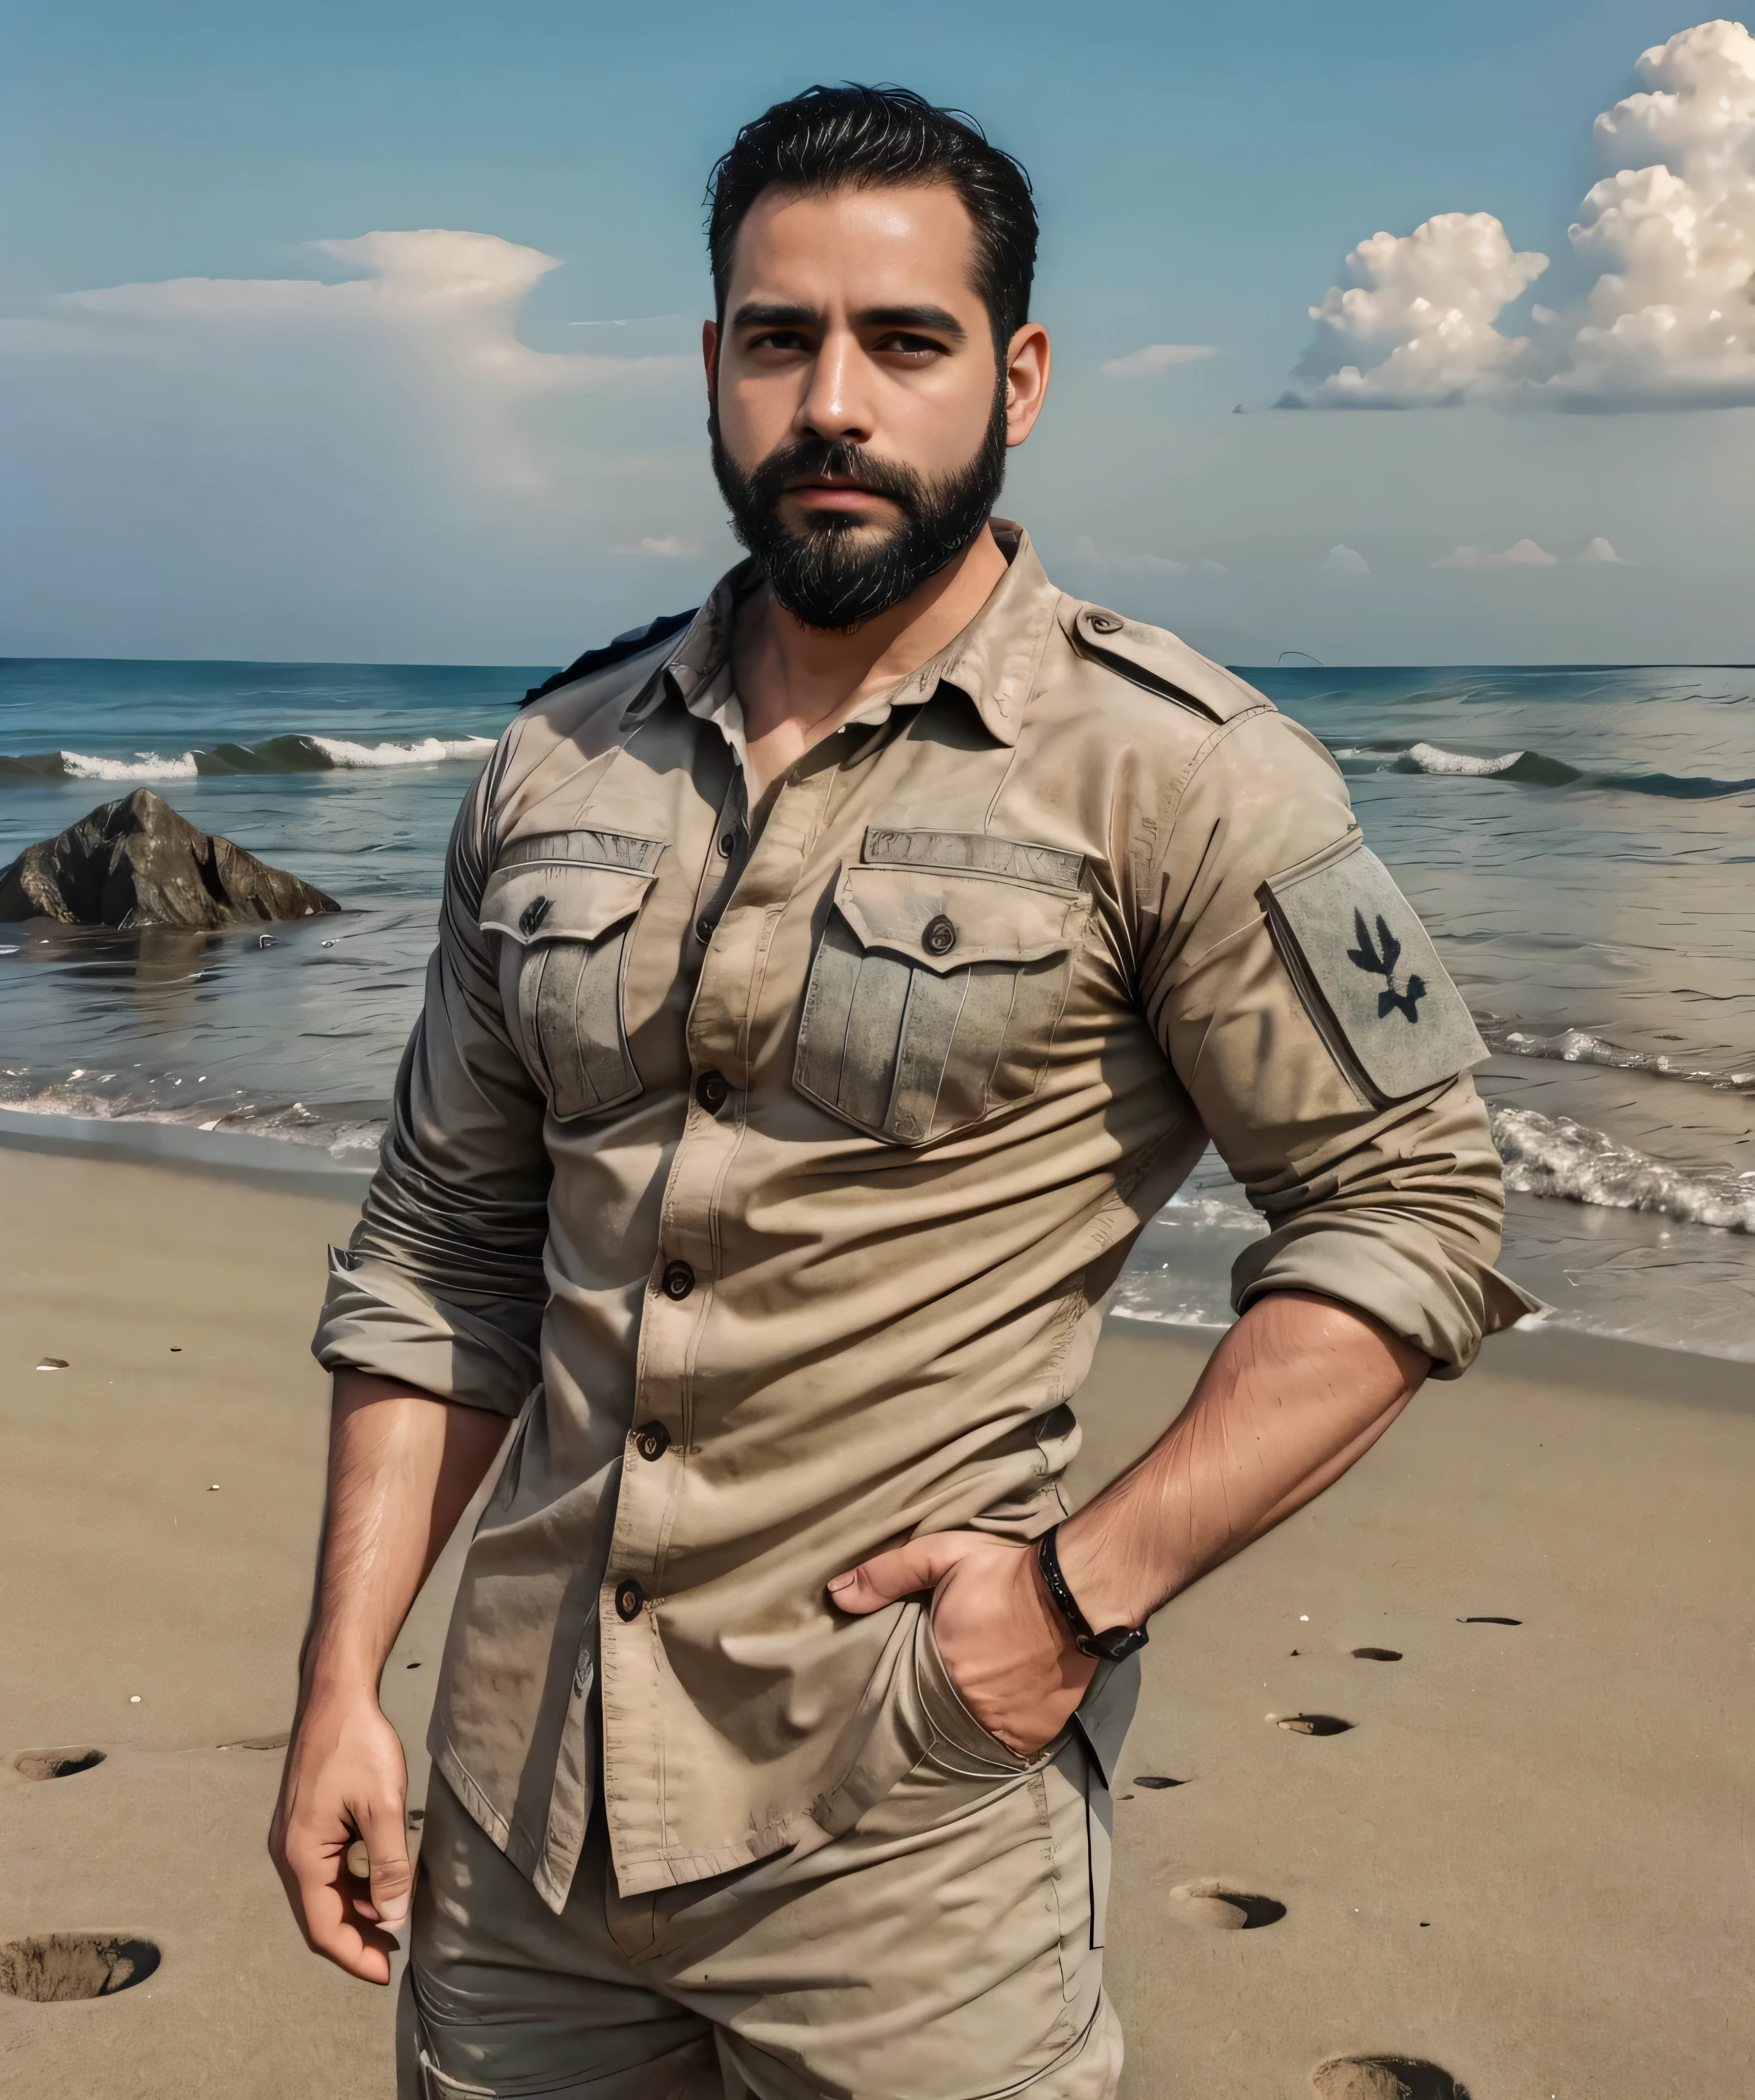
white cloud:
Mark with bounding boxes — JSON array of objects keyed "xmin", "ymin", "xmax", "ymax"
[
  {"xmin": 1544, "ymin": 20, "xmax": 1755, "ymax": 407},
  {"xmin": 4, "ymin": 232, "xmax": 694, "ymax": 502},
  {"xmin": 1069, "ymin": 534, "xmax": 1187, "ymax": 574},
  {"xmin": 625, "ymin": 534, "xmax": 700, "ymax": 557},
  {"xmin": 39, "ymin": 231, "xmax": 688, "ymax": 400},
  {"xmin": 1099, "ymin": 344, "xmax": 1216, "ymax": 378},
  {"xmin": 1578, "ymin": 535, "xmax": 1632, "ymax": 564},
  {"xmin": 0, "ymin": 229, "xmax": 717, "ymax": 655},
  {"xmin": 1318, "ymin": 542, "xmax": 1372, "ymax": 580},
  {"xmin": 1280, "ymin": 213, "xmax": 1548, "ymax": 407},
  {"xmin": 1433, "ymin": 538, "xmax": 1559, "ymax": 569},
  {"xmin": 1284, "ymin": 20, "xmax": 1755, "ymax": 411}
]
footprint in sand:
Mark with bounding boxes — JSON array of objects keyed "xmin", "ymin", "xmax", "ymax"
[
  {"xmin": 1270, "ymin": 1713, "xmax": 1354, "ymax": 1736},
  {"xmin": 1167, "ymin": 1880, "xmax": 1287, "ymax": 1930},
  {"xmin": 1312, "ymin": 2055, "xmax": 1468, "ymax": 2099},
  {"xmin": 0, "ymin": 1934, "xmax": 160, "ymax": 2003},
  {"xmin": 12, "ymin": 1747, "xmax": 106, "ymax": 1781}
]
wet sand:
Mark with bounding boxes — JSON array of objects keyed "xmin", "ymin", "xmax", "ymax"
[{"xmin": 2, "ymin": 1146, "xmax": 1751, "ymax": 2097}]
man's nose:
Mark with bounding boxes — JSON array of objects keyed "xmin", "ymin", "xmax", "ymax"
[{"xmin": 794, "ymin": 331, "xmax": 874, "ymax": 446}]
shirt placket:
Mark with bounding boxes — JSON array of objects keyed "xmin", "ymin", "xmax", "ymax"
[{"xmin": 598, "ymin": 746, "xmax": 839, "ymax": 1879}]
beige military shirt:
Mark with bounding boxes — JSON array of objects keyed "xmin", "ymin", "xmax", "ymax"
[{"xmin": 314, "ymin": 523, "xmax": 1530, "ymax": 1907}]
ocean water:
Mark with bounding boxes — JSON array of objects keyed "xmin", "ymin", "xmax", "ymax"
[{"xmin": 2, "ymin": 656, "xmax": 1751, "ymax": 1361}]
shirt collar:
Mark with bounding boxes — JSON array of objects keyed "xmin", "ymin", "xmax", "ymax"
[{"xmin": 630, "ymin": 520, "xmax": 1057, "ymax": 752}]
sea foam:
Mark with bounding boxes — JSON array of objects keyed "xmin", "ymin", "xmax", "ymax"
[
  {"xmin": 309, "ymin": 735, "xmax": 496, "ymax": 768},
  {"xmin": 1489, "ymin": 1105, "xmax": 1755, "ymax": 1234},
  {"xmin": 1328, "ymin": 739, "xmax": 1755, "ymax": 798},
  {"xmin": 1478, "ymin": 1018, "xmax": 1755, "ymax": 1092},
  {"xmin": 12, "ymin": 733, "xmax": 497, "ymax": 785},
  {"xmin": 62, "ymin": 751, "xmax": 199, "ymax": 781},
  {"xmin": 1403, "ymin": 740, "xmax": 1525, "ymax": 776}
]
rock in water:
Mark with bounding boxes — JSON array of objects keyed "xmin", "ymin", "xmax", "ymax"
[{"xmin": 0, "ymin": 788, "xmax": 340, "ymax": 929}]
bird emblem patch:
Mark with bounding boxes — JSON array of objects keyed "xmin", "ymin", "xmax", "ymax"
[
  {"xmin": 1346, "ymin": 909, "xmax": 1426, "ymax": 1024},
  {"xmin": 1260, "ymin": 835, "xmax": 1485, "ymax": 1105}
]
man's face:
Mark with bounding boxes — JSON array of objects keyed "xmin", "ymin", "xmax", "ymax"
[{"xmin": 705, "ymin": 183, "xmax": 1029, "ymax": 630}]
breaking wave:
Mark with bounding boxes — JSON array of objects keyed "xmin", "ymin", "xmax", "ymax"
[
  {"xmin": 0, "ymin": 732, "xmax": 496, "ymax": 785},
  {"xmin": 0, "ymin": 1064, "xmax": 385, "ymax": 1167},
  {"xmin": 1477, "ymin": 1017, "xmax": 1755, "ymax": 1093},
  {"xmin": 1489, "ymin": 1105, "xmax": 1755, "ymax": 1234},
  {"xmin": 1330, "ymin": 739, "xmax": 1755, "ymax": 799}
]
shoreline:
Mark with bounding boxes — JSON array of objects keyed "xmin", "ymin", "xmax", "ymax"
[{"xmin": 2, "ymin": 1150, "xmax": 1752, "ymax": 2097}]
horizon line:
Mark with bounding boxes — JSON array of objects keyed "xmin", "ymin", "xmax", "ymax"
[{"xmin": 4, "ymin": 656, "xmax": 1753, "ymax": 675}]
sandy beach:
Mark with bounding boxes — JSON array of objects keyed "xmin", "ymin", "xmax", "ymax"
[{"xmin": 3, "ymin": 1143, "xmax": 1752, "ymax": 2098}]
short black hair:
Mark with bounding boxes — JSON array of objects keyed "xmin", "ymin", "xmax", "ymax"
[{"xmin": 706, "ymin": 84, "xmax": 1037, "ymax": 356}]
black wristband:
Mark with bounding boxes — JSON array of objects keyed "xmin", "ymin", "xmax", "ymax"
[{"xmin": 1036, "ymin": 1527, "xmax": 1150, "ymax": 1663}]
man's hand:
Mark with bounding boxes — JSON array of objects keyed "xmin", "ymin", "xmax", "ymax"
[
  {"xmin": 829, "ymin": 1533, "xmax": 1096, "ymax": 1755},
  {"xmin": 270, "ymin": 1689, "xmax": 412, "ymax": 1985},
  {"xmin": 271, "ymin": 1370, "xmax": 507, "ymax": 1982},
  {"xmin": 830, "ymin": 1295, "xmax": 1428, "ymax": 1763}
]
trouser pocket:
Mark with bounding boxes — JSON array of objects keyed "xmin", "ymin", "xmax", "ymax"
[{"xmin": 913, "ymin": 1609, "xmax": 1060, "ymax": 1778}]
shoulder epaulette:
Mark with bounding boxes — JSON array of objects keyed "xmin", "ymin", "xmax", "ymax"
[
  {"xmin": 1062, "ymin": 602, "xmax": 1271, "ymax": 725},
  {"xmin": 519, "ymin": 608, "xmax": 699, "ymax": 709}
]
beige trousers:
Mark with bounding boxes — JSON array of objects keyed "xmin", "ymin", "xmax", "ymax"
[{"xmin": 399, "ymin": 1622, "xmax": 1123, "ymax": 2100}]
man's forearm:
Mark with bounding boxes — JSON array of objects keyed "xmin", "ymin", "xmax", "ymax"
[
  {"xmin": 272, "ymin": 1370, "xmax": 508, "ymax": 1983},
  {"xmin": 300, "ymin": 1369, "xmax": 507, "ymax": 1694},
  {"xmin": 1053, "ymin": 1289, "xmax": 1429, "ymax": 1632}
]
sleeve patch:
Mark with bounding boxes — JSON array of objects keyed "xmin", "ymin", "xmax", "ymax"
[{"xmin": 1261, "ymin": 835, "xmax": 1486, "ymax": 1106}]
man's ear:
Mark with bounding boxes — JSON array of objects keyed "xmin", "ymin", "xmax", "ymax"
[
  {"xmin": 1002, "ymin": 322, "xmax": 1050, "ymax": 446},
  {"xmin": 702, "ymin": 319, "xmax": 719, "ymax": 405}
]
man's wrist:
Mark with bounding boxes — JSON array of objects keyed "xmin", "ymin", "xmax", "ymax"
[
  {"xmin": 1035, "ymin": 1527, "xmax": 1150, "ymax": 1662},
  {"xmin": 1050, "ymin": 1509, "xmax": 1182, "ymax": 1636},
  {"xmin": 301, "ymin": 1636, "xmax": 392, "ymax": 1707}
]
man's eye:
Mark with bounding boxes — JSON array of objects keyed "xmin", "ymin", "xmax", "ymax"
[
  {"xmin": 877, "ymin": 333, "xmax": 944, "ymax": 357},
  {"xmin": 750, "ymin": 330, "xmax": 810, "ymax": 352}
]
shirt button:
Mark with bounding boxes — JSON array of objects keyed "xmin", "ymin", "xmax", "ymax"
[
  {"xmin": 696, "ymin": 913, "xmax": 717, "ymax": 943},
  {"xmin": 923, "ymin": 914, "xmax": 958, "ymax": 957},
  {"xmin": 695, "ymin": 1069, "xmax": 729, "ymax": 1112},
  {"xmin": 614, "ymin": 1579, "xmax": 645, "ymax": 1621},
  {"xmin": 634, "ymin": 1422, "xmax": 671, "ymax": 1462},
  {"xmin": 661, "ymin": 1259, "xmax": 695, "ymax": 1300},
  {"xmin": 1087, "ymin": 611, "xmax": 1124, "ymax": 635},
  {"xmin": 517, "ymin": 894, "xmax": 553, "ymax": 937}
]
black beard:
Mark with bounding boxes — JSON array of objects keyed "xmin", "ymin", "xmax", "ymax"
[{"xmin": 709, "ymin": 387, "xmax": 1008, "ymax": 632}]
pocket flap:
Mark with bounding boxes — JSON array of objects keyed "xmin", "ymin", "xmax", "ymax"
[
  {"xmin": 832, "ymin": 865, "xmax": 1086, "ymax": 975},
  {"xmin": 480, "ymin": 860, "xmax": 657, "ymax": 945}
]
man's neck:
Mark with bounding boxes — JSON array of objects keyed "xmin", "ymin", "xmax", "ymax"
[{"xmin": 730, "ymin": 523, "xmax": 1010, "ymax": 798}]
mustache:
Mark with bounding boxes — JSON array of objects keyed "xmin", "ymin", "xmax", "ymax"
[{"xmin": 739, "ymin": 437, "xmax": 929, "ymax": 523}]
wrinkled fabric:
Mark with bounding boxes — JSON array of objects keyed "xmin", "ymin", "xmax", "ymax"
[
  {"xmin": 402, "ymin": 1672, "xmax": 1121, "ymax": 2100},
  {"xmin": 314, "ymin": 523, "xmax": 1532, "ymax": 1908}
]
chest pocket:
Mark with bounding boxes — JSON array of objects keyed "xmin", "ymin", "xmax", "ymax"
[
  {"xmin": 480, "ymin": 830, "xmax": 663, "ymax": 1121},
  {"xmin": 795, "ymin": 864, "xmax": 1089, "ymax": 1146}
]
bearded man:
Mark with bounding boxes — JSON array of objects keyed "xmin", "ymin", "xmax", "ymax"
[{"xmin": 273, "ymin": 83, "xmax": 1530, "ymax": 2100}]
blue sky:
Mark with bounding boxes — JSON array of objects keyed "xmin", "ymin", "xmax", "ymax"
[{"xmin": 4, "ymin": 1, "xmax": 1752, "ymax": 663}]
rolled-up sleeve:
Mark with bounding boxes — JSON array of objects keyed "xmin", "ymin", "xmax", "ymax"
[
  {"xmin": 312, "ymin": 760, "xmax": 552, "ymax": 1414},
  {"xmin": 1135, "ymin": 710, "xmax": 1537, "ymax": 1375}
]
